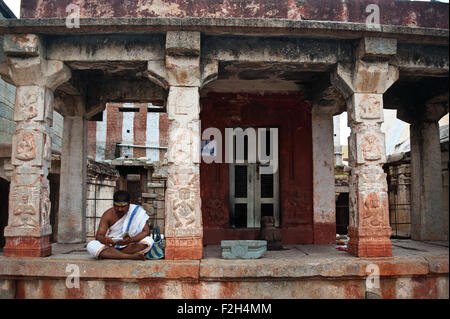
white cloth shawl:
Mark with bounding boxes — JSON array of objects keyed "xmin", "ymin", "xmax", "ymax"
[{"xmin": 106, "ymin": 204, "xmax": 149, "ymax": 240}]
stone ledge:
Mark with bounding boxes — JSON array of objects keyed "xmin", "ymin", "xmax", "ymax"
[
  {"xmin": 0, "ymin": 18, "xmax": 448, "ymax": 44},
  {"xmin": 0, "ymin": 256, "xmax": 200, "ymax": 281},
  {"xmin": 0, "ymin": 253, "xmax": 446, "ymax": 282},
  {"xmin": 198, "ymin": 257, "xmax": 433, "ymax": 280}
]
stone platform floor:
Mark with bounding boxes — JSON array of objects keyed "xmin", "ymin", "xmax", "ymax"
[
  {"xmin": 0, "ymin": 239, "xmax": 448, "ymax": 298},
  {"xmin": 0, "ymin": 239, "xmax": 447, "ymax": 278}
]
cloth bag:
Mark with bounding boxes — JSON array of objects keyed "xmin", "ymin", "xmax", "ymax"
[{"xmin": 145, "ymin": 225, "xmax": 165, "ymax": 260}]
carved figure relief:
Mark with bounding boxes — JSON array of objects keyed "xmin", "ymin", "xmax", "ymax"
[
  {"xmin": 349, "ymin": 191, "xmax": 357, "ymax": 227},
  {"xmin": 11, "ymin": 193, "xmax": 38, "ymax": 228},
  {"xmin": 204, "ymin": 189, "xmax": 228, "ymax": 226},
  {"xmin": 168, "ymin": 126, "xmax": 193, "ymax": 164},
  {"xmin": 41, "ymin": 185, "xmax": 51, "ymax": 227},
  {"xmin": 172, "ymin": 188, "xmax": 196, "ymax": 228},
  {"xmin": 167, "ymin": 172, "xmax": 201, "ymax": 231},
  {"xmin": 284, "ymin": 186, "xmax": 310, "ymax": 226},
  {"xmin": 17, "ymin": 89, "xmax": 39, "ymax": 121},
  {"xmin": 16, "ymin": 132, "xmax": 36, "ymax": 161},
  {"xmin": 359, "ymin": 95, "xmax": 381, "ymax": 119},
  {"xmin": 361, "ymin": 192, "xmax": 385, "ymax": 227},
  {"xmin": 360, "ymin": 134, "xmax": 382, "ymax": 161},
  {"xmin": 43, "ymin": 134, "xmax": 52, "ymax": 162}
]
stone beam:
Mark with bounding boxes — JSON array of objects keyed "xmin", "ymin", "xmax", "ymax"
[
  {"xmin": 7, "ymin": 33, "xmax": 446, "ymax": 79},
  {"xmin": 85, "ymin": 77, "xmax": 167, "ymax": 119},
  {"xmin": 47, "ymin": 34, "xmax": 165, "ymax": 62},
  {"xmin": 202, "ymin": 36, "xmax": 353, "ymax": 69},
  {"xmin": 0, "ymin": 34, "xmax": 71, "ymax": 257},
  {"xmin": 395, "ymin": 43, "xmax": 449, "ymax": 77}
]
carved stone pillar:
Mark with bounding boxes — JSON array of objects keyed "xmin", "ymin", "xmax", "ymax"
[
  {"xmin": 0, "ymin": 34, "xmax": 71, "ymax": 257},
  {"xmin": 163, "ymin": 31, "xmax": 203, "ymax": 259},
  {"xmin": 165, "ymin": 85, "xmax": 203, "ymax": 259},
  {"xmin": 331, "ymin": 38, "xmax": 398, "ymax": 257},
  {"xmin": 146, "ymin": 31, "xmax": 217, "ymax": 259}
]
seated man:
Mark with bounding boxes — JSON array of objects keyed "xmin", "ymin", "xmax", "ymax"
[{"xmin": 87, "ymin": 190, "xmax": 154, "ymax": 260}]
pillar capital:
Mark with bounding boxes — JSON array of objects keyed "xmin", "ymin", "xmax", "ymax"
[
  {"xmin": 55, "ymin": 94, "xmax": 87, "ymax": 118},
  {"xmin": 331, "ymin": 60, "xmax": 399, "ymax": 100},
  {"xmin": 146, "ymin": 31, "xmax": 218, "ymax": 90},
  {"xmin": 397, "ymin": 93, "xmax": 449, "ymax": 124},
  {"xmin": 1, "ymin": 34, "xmax": 71, "ymax": 91}
]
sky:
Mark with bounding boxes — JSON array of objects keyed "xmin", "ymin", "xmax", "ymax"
[
  {"xmin": 3, "ymin": 0, "xmax": 449, "ymax": 18},
  {"xmin": 3, "ymin": 0, "xmax": 20, "ymax": 17}
]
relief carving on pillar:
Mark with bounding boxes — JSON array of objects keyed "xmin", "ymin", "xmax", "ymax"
[
  {"xmin": 355, "ymin": 94, "xmax": 382, "ymax": 121},
  {"xmin": 359, "ymin": 97, "xmax": 381, "ymax": 119},
  {"xmin": 349, "ymin": 190, "xmax": 358, "ymax": 227},
  {"xmin": 355, "ymin": 133, "xmax": 386, "ymax": 164},
  {"xmin": 360, "ymin": 192, "xmax": 388, "ymax": 228},
  {"xmin": 168, "ymin": 123, "xmax": 189, "ymax": 164},
  {"xmin": 168, "ymin": 122, "xmax": 200, "ymax": 165},
  {"xmin": 40, "ymin": 184, "xmax": 51, "ymax": 228},
  {"xmin": 283, "ymin": 186, "xmax": 311, "ymax": 226},
  {"xmin": 361, "ymin": 134, "xmax": 382, "ymax": 161},
  {"xmin": 9, "ymin": 186, "xmax": 39, "ymax": 229},
  {"xmin": 14, "ymin": 87, "xmax": 39, "ymax": 122},
  {"xmin": 204, "ymin": 189, "xmax": 228, "ymax": 227},
  {"xmin": 15, "ymin": 131, "xmax": 36, "ymax": 161},
  {"xmin": 166, "ymin": 171, "xmax": 202, "ymax": 237},
  {"xmin": 43, "ymin": 133, "xmax": 52, "ymax": 162}
]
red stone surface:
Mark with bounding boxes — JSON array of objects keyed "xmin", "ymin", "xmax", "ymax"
[
  {"xmin": 347, "ymin": 225, "xmax": 393, "ymax": 257},
  {"xmin": 20, "ymin": 0, "xmax": 448, "ymax": 29},
  {"xmin": 133, "ymin": 104, "xmax": 148, "ymax": 159},
  {"xmin": 200, "ymin": 92, "xmax": 315, "ymax": 245},
  {"xmin": 3, "ymin": 235, "xmax": 51, "ymax": 257},
  {"xmin": 313, "ymin": 222, "xmax": 336, "ymax": 244},
  {"xmin": 165, "ymin": 237, "xmax": 203, "ymax": 260},
  {"xmin": 105, "ymin": 103, "xmax": 123, "ymax": 160}
]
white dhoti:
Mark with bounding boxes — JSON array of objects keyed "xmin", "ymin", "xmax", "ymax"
[{"xmin": 87, "ymin": 204, "xmax": 154, "ymax": 259}]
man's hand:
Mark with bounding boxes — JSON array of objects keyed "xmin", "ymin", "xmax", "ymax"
[
  {"xmin": 104, "ymin": 237, "xmax": 116, "ymax": 247},
  {"xmin": 115, "ymin": 233, "xmax": 133, "ymax": 246}
]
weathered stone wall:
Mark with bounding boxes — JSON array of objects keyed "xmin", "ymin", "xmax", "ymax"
[
  {"xmin": 20, "ymin": 0, "xmax": 449, "ymax": 29},
  {"xmin": 200, "ymin": 92, "xmax": 314, "ymax": 245}
]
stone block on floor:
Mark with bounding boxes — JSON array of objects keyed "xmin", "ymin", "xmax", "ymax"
[{"xmin": 221, "ymin": 240, "xmax": 267, "ymax": 259}]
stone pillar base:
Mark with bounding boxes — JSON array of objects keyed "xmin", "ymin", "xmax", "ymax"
[
  {"xmin": 348, "ymin": 239, "xmax": 392, "ymax": 257},
  {"xmin": 165, "ymin": 237, "xmax": 203, "ymax": 260},
  {"xmin": 347, "ymin": 227, "xmax": 392, "ymax": 257},
  {"xmin": 313, "ymin": 222, "xmax": 337, "ymax": 244},
  {"xmin": 3, "ymin": 235, "xmax": 51, "ymax": 257}
]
